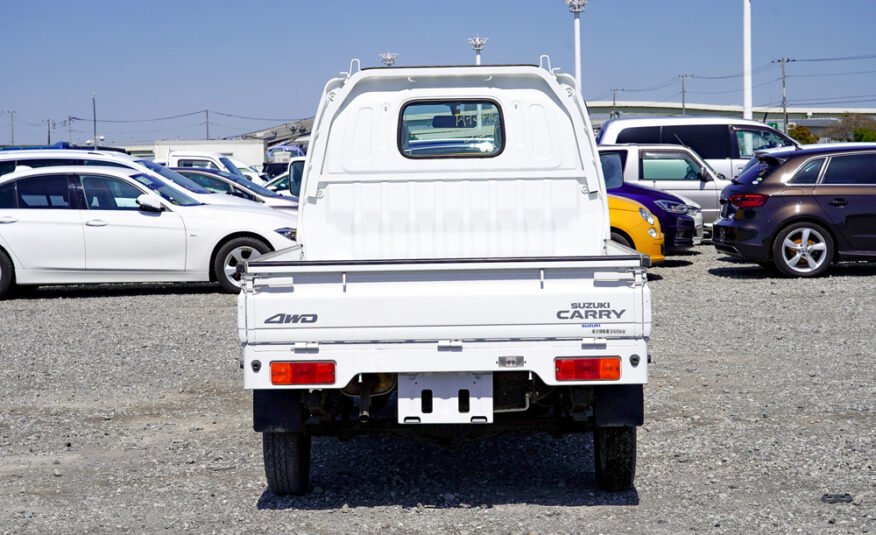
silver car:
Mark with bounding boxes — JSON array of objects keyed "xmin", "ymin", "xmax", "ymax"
[
  {"xmin": 598, "ymin": 143, "xmax": 730, "ymax": 228},
  {"xmin": 173, "ymin": 168, "xmax": 298, "ymax": 215}
]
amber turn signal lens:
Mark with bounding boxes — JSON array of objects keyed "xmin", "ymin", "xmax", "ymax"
[{"xmin": 555, "ymin": 357, "xmax": 621, "ymax": 381}]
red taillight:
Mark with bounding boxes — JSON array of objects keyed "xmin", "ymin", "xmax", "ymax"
[
  {"xmin": 271, "ymin": 361, "xmax": 335, "ymax": 385},
  {"xmin": 728, "ymin": 194, "xmax": 768, "ymax": 207},
  {"xmin": 555, "ymin": 357, "xmax": 621, "ymax": 381}
]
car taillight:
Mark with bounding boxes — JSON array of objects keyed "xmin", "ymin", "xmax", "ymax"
[
  {"xmin": 555, "ymin": 357, "xmax": 621, "ymax": 381},
  {"xmin": 271, "ymin": 361, "xmax": 335, "ymax": 385},
  {"xmin": 728, "ymin": 194, "xmax": 768, "ymax": 207}
]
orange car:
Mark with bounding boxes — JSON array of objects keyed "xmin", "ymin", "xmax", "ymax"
[{"xmin": 608, "ymin": 194, "xmax": 665, "ymax": 264}]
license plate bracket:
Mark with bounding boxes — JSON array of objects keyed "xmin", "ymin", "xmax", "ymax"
[{"xmin": 397, "ymin": 372, "xmax": 493, "ymax": 424}]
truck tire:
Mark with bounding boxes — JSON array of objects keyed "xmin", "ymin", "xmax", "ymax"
[
  {"xmin": 0, "ymin": 249, "xmax": 14, "ymax": 300},
  {"xmin": 263, "ymin": 431, "xmax": 311, "ymax": 495},
  {"xmin": 214, "ymin": 237, "xmax": 271, "ymax": 293},
  {"xmin": 594, "ymin": 426, "xmax": 636, "ymax": 491}
]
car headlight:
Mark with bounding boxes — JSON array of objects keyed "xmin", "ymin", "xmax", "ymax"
[
  {"xmin": 639, "ymin": 208, "xmax": 655, "ymax": 225},
  {"xmin": 274, "ymin": 227, "xmax": 297, "ymax": 241},
  {"xmin": 655, "ymin": 199, "xmax": 700, "ymax": 215},
  {"xmin": 648, "ymin": 228, "xmax": 659, "ymax": 238}
]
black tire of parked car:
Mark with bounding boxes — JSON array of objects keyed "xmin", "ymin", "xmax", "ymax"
[
  {"xmin": 0, "ymin": 248, "xmax": 14, "ymax": 299},
  {"xmin": 610, "ymin": 230, "xmax": 633, "ymax": 249},
  {"xmin": 771, "ymin": 222, "xmax": 835, "ymax": 278},
  {"xmin": 213, "ymin": 237, "xmax": 271, "ymax": 293},
  {"xmin": 594, "ymin": 426, "xmax": 636, "ymax": 492},
  {"xmin": 263, "ymin": 431, "xmax": 311, "ymax": 496}
]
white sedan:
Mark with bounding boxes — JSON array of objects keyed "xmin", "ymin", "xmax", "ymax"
[{"xmin": 0, "ymin": 166, "xmax": 298, "ymax": 297}]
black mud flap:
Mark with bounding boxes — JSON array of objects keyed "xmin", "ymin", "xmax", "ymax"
[
  {"xmin": 253, "ymin": 390, "xmax": 303, "ymax": 432},
  {"xmin": 594, "ymin": 384, "xmax": 643, "ymax": 427}
]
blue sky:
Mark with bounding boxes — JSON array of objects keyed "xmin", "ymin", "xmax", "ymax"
[{"xmin": 2, "ymin": 0, "xmax": 875, "ymax": 144}]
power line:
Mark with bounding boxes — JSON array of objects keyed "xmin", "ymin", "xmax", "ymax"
[
  {"xmin": 687, "ymin": 77, "xmax": 782, "ymax": 95},
  {"xmin": 69, "ymin": 110, "xmax": 204, "ymax": 123},
  {"xmin": 210, "ymin": 111, "xmax": 307, "ymax": 122},
  {"xmin": 689, "ymin": 63, "xmax": 773, "ymax": 80},
  {"xmin": 789, "ymin": 68, "xmax": 876, "ymax": 78},
  {"xmin": 794, "ymin": 53, "xmax": 876, "ymax": 63}
]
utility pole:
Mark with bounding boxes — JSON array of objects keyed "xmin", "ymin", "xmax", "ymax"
[
  {"xmin": 67, "ymin": 116, "xmax": 72, "ymax": 143},
  {"xmin": 2, "ymin": 111, "xmax": 14, "ymax": 144},
  {"xmin": 92, "ymin": 93, "xmax": 98, "ymax": 148},
  {"xmin": 772, "ymin": 57, "xmax": 795, "ymax": 132},
  {"xmin": 679, "ymin": 74, "xmax": 690, "ymax": 115},
  {"xmin": 46, "ymin": 119, "xmax": 51, "ymax": 144},
  {"xmin": 611, "ymin": 88, "xmax": 620, "ymax": 118},
  {"xmin": 205, "ymin": 109, "xmax": 210, "ymax": 140},
  {"xmin": 564, "ymin": 0, "xmax": 589, "ymax": 94},
  {"xmin": 467, "ymin": 36, "xmax": 487, "ymax": 65}
]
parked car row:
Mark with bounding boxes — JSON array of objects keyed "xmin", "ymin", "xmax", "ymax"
[
  {"xmin": 0, "ymin": 148, "xmax": 300, "ymax": 298},
  {"xmin": 599, "ymin": 117, "xmax": 876, "ymax": 277}
]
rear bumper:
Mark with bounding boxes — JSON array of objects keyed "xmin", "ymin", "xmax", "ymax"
[
  {"xmin": 712, "ymin": 219, "xmax": 771, "ymax": 261},
  {"xmin": 243, "ymin": 338, "xmax": 649, "ymax": 390}
]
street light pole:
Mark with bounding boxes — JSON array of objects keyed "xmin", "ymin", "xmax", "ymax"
[
  {"xmin": 379, "ymin": 52, "xmax": 398, "ymax": 67},
  {"xmin": 743, "ymin": 0, "xmax": 752, "ymax": 120},
  {"xmin": 467, "ymin": 36, "xmax": 487, "ymax": 65},
  {"xmin": 564, "ymin": 0, "xmax": 589, "ymax": 94}
]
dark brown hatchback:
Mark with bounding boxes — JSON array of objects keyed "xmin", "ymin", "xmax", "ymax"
[{"xmin": 713, "ymin": 144, "xmax": 876, "ymax": 277}]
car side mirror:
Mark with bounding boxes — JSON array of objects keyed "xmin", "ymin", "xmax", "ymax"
[
  {"xmin": 699, "ymin": 170, "xmax": 712, "ymax": 182},
  {"xmin": 136, "ymin": 194, "xmax": 163, "ymax": 212}
]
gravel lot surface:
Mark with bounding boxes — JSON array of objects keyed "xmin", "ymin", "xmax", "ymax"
[{"xmin": 1, "ymin": 246, "xmax": 873, "ymax": 534}]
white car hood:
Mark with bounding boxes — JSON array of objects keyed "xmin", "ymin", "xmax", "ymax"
[{"xmin": 180, "ymin": 203, "xmax": 298, "ymax": 228}]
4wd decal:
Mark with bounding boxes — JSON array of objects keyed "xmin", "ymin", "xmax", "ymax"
[{"xmin": 264, "ymin": 313, "xmax": 318, "ymax": 324}]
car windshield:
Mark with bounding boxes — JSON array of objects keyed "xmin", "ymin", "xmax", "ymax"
[
  {"xmin": 208, "ymin": 169, "xmax": 284, "ymax": 198},
  {"xmin": 289, "ymin": 160, "xmax": 303, "ymax": 196},
  {"xmin": 219, "ymin": 157, "xmax": 244, "ymax": 177},
  {"xmin": 135, "ymin": 160, "xmax": 211, "ymax": 195},
  {"xmin": 129, "ymin": 173, "xmax": 201, "ymax": 206}
]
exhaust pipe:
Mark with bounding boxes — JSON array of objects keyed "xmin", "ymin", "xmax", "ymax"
[{"xmin": 358, "ymin": 387, "xmax": 371, "ymax": 423}]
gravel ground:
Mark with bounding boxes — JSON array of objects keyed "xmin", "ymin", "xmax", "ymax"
[{"xmin": 0, "ymin": 246, "xmax": 873, "ymax": 534}]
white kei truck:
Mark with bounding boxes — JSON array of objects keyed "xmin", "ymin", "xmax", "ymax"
[{"xmin": 238, "ymin": 58, "xmax": 652, "ymax": 495}]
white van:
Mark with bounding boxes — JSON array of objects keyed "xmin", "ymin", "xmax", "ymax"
[
  {"xmin": 165, "ymin": 151, "xmax": 268, "ymax": 186},
  {"xmin": 597, "ymin": 117, "xmax": 799, "ymax": 178}
]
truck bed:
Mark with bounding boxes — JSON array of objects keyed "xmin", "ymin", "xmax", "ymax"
[{"xmin": 239, "ymin": 253, "xmax": 651, "ymax": 389}]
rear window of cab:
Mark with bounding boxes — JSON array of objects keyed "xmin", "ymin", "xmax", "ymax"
[{"xmin": 399, "ymin": 100, "xmax": 504, "ymax": 158}]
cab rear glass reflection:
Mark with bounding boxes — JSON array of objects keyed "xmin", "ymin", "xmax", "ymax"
[{"xmin": 399, "ymin": 100, "xmax": 504, "ymax": 158}]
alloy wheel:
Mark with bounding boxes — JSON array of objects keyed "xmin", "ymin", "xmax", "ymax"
[
  {"xmin": 780, "ymin": 227, "xmax": 828, "ymax": 274},
  {"xmin": 223, "ymin": 246, "xmax": 262, "ymax": 287}
]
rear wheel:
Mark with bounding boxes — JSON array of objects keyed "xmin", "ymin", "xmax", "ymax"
[
  {"xmin": 594, "ymin": 426, "xmax": 636, "ymax": 491},
  {"xmin": 263, "ymin": 431, "xmax": 311, "ymax": 495},
  {"xmin": 772, "ymin": 222, "xmax": 833, "ymax": 278},
  {"xmin": 610, "ymin": 231, "xmax": 632, "ymax": 249},
  {"xmin": 0, "ymin": 249, "xmax": 14, "ymax": 299},
  {"xmin": 213, "ymin": 237, "xmax": 271, "ymax": 293}
]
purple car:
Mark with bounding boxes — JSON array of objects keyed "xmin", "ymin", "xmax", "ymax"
[{"xmin": 599, "ymin": 152, "xmax": 697, "ymax": 252}]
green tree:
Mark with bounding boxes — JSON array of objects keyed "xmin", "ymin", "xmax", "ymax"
[
  {"xmin": 853, "ymin": 127, "xmax": 876, "ymax": 142},
  {"xmin": 788, "ymin": 125, "xmax": 818, "ymax": 144}
]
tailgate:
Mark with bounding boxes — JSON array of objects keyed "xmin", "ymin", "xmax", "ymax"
[{"xmin": 239, "ymin": 256, "xmax": 651, "ymax": 345}]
